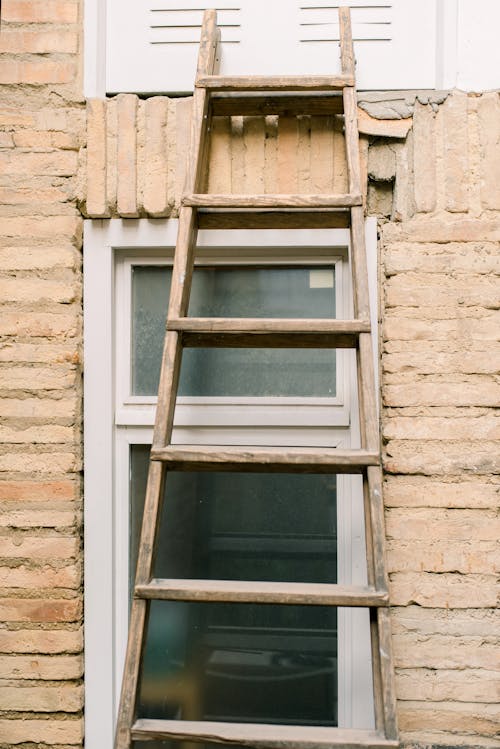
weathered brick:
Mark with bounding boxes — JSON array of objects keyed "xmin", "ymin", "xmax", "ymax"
[
  {"xmin": 385, "ymin": 508, "xmax": 499, "ymax": 541},
  {"xmin": 85, "ymin": 98, "xmax": 108, "ymax": 217},
  {"xmin": 143, "ymin": 96, "xmax": 170, "ymax": 216},
  {"xmin": 0, "ymin": 59, "xmax": 76, "ymax": 85},
  {"xmin": 392, "ymin": 605, "xmax": 500, "ymax": 638},
  {"xmin": 0, "ymin": 365, "xmax": 77, "ymax": 390},
  {"xmin": 0, "ymin": 717, "xmax": 83, "ymax": 745},
  {"xmin": 0, "ymin": 30, "xmax": 78, "ymax": 54},
  {"xmin": 116, "ymin": 94, "xmax": 138, "ymax": 217},
  {"xmin": 0, "ymin": 627, "xmax": 82, "ymax": 653},
  {"xmin": 384, "ymin": 241, "xmax": 500, "ymax": 275},
  {"xmin": 390, "ymin": 571, "xmax": 498, "ymax": 608},
  {"xmin": 0, "ymin": 563, "xmax": 80, "ymax": 588},
  {"xmin": 0, "ymin": 215, "xmax": 81, "ymax": 242},
  {"xmin": 0, "ymin": 683, "xmax": 83, "ymax": 711},
  {"xmin": 383, "ymin": 349, "xmax": 500, "ymax": 376},
  {"xmin": 0, "ymin": 311, "xmax": 79, "ymax": 337},
  {"xmin": 383, "ymin": 311, "xmax": 500, "ymax": 342},
  {"xmin": 442, "ymin": 92, "xmax": 469, "ymax": 212},
  {"xmin": 3, "ymin": 1, "xmax": 79, "ymax": 23},
  {"xmin": 0, "ymin": 244, "xmax": 78, "ymax": 270},
  {"xmin": 384, "ymin": 439, "xmax": 499, "ymax": 475},
  {"xmin": 0, "ymin": 397, "xmax": 78, "ymax": 420},
  {"xmin": 385, "ymin": 273, "xmax": 500, "ymax": 309},
  {"xmin": 0, "ymin": 652, "xmax": 82, "ymax": 679},
  {"xmin": 0, "ymin": 132, "xmax": 15, "ymax": 148},
  {"xmin": 0, "ymin": 535, "xmax": 77, "ymax": 559},
  {"xmin": 392, "ymin": 630, "xmax": 500, "ymax": 669},
  {"xmin": 383, "ymin": 377, "xmax": 500, "ymax": 407},
  {"xmin": 383, "ymin": 476, "xmax": 499, "ymax": 509},
  {"xmin": 478, "ymin": 92, "xmax": 500, "ymax": 211},
  {"xmin": 0, "ymin": 342, "xmax": 80, "ymax": 364},
  {"xmin": 0, "ymin": 424, "xmax": 74, "ymax": 444},
  {"xmin": 0, "ymin": 597, "xmax": 80, "ymax": 623},
  {"xmin": 396, "ymin": 668, "xmax": 500, "ymax": 703},
  {"xmin": 383, "ymin": 413, "xmax": 499, "ymax": 440},
  {"xmin": 412, "ymin": 103, "xmax": 436, "ymax": 213},
  {"xmin": 382, "ymin": 217, "xmax": 500, "ymax": 243},
  {"xmin": 0, "ymin": 449, "xmax": 78, "ymax": 473},
  {"xmin": 387, "ymin": 539, "xmax": 498, "ymax": 574},
  {"xmin": 0, "ymin": 507, "xmax": 77, "ymax": 529},
  {"xmin": 398, "ymin": 701, "xmax": 499, "ymax": 736},
  {"xmin": 0, "ymin": 150, "xmax": 78, "ymax": 176},
  {"xmin": 0, "ymin": 479, "xmax": 76, "ymax": 501}
]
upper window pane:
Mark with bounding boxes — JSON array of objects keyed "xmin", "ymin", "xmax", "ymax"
[{"xmin": 131, "ymin": 265, "xmax": 337, "ymax": 397}]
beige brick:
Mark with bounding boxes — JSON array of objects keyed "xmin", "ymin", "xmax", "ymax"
[
  {"xmin": 230, "ymin": 116, "xmax": 245, "ymax": 193},
  {"xmin": 385, "ymin": 273, "xmax": 500, "ymax": 309},
  {"xmin": 442, "ymin": 92, "xmax": 469, "ymax": 212},
  {"xmin": 244, "ymin": 116, "xmax": 266, "ymax": 193},
  {"xmin": 0, "ymin": 425, "xmax": 74, "ymax": 444},
  {"xmin": 0, "ymin": 244, "xmax": 78, "ymax": 270},
  {"xmin": 0, "ymin": 480, "xmax": 76, "ymax": 501},
  {"xmin": 0, "ymin": 29, "xmax": 78, "ymax": 54},
  {"xmin": 413, "ymin": 103, "xmax": 436, "ymax": 213},
  {"xmin": 0, "ymin": 341, "xmax": 80, "ymax": 364},
  {"xmin": 0, "ymin": 653, "xmax": 82, "ymax": 679},
  {"xmin": 384, "ymin": 439, "xmax": 499, "ymax": 475},
  {"xmin": 358, "ymin": 108, "xmax": 412, "ymax": 139},
  {"xmin": 3, "ymin": 1, "xmax": 79, "ymax": 23},
  {"xmin": 116, "ymin": 94, "xmax": 138, "ymax": 217},
  {"xmin": 383, "ymin": 311, "xmax": 500, "ymax": 341},
  {"xmin": 208, "ymin": 115, "xmax": 232, "ymax": 193},
  {"xmin": 0, "ymin": 627, "xmax": 82, "ymax": 653},
  {"xmin": 0, "ymin": 183, "xmax": 71, "ymax": 206},
  {"xmin": 0, "ymin": 109, "xmax": 36, "ymax": 128},
  {"xmin": 383, "ymin": 378, "xmax": 500, "ymax": 407},
  {"xmin": 85, "ymin": 98, "xmax": 108, "ymax": 217},
  {"xmin": 398, "ymin": 701, "xmax": 499, "ymax": 736},
  {"xmin": 386, "ymin": 508, "xmax": 499, "ymax": 542},
  {"xmin": 263, "ymin": 115, "xmax": 278, "ymax": 192},
  {"xmin": 0, "ymin": 365, "xmax": 77, "ymax": 390},
  {"xmin": 175, "ymin": 97, "xmax": 191, "ymax": 202},
  {"xmin": 0, "ymin": 278, "xmax": 77, "ymax": 304},
  {"xmin": 393, "ymin": 631, "xmax": 499, "ymax": 669},
  {"xmin": 277, "ymin": 117, "xmax": 298, "ymax": 192},
  {"xmin": 310, "ymin": 115, "xmax": 335, "ymax": 192},
  {"xmin": 392, "ymin": 605, "xmax": 500, "ymax": 638},
  {"xmin": 0, "ymin": 564, "xmax": 80, "ymax": 589},
  {"xmin": 387, "ymin": 539, "xmax": 498, "ymax": 574},
  {"xmin": 384, "ymin": 241, "xmax": 500, "ymax": 275},
  {"xmin": 383, "ymin": 413, "xmax": 499, "ymax": 440},
  {"xmin": 478, "ymin": 92, "xmax": 500, "ymax": 211},
  {"xmin": 0, "ymin": 397, "xmax": 78, "ymax": 420},
  {"xmin": 143, "ymin": 97, "xmax": 170, "ymax": 216},
  {"xmin": 401, "ymin": 731, "xmax": 500, "ymax": 748},
  {"xmin": 383, "ymin": 349, "xmax": 500, "ymax": 376},
  {"xmin": 0, "ymin": 311, "xmax": 79, "ymax": 337},
  {"xmin": 382, "ymin": 217, "xmax": 500, "ymax": 243},
  {"xmin": 0, "ymin": 717, "xmax": 83, "ymax": 745},
  {"xmin": 0, "ymin": 59, "xmax": 76, "ymax": 85},
  {"xmin": 0, "ymin": 597, "xmax": 81, "ymax": 623},
  {"xmin": 0, "ymin": 507, "xmax": 77, "ymax": 529},
  {"xmin": 0, "ymin": 535, "xmax": 78, "ymax": 559},
  {"xmin": 0, "ymin": 215, "xmax": 82, "ymax": 242},
  {"xmin": 0, "ymin": 450, "xmax": 78, "ymax": 473},
  {"xmin": 0, "ymin": 683, "xmax": 83, "ymax": 712},
  {"xmin": 0, "ymin": 149, "xmax": 78, "ymax": 176},
  {"xmin": 12, "ymin": 130, "xmax": 77, "ymax": 149},
  {"xmin": 383, "ymin": 476, "xmax": 499, "ymax": 509},
  {"xmin": 390, "ymin": 571, "xmax": 498, "ymax": 608},
  {"xmin": 396, "ymin": 668, "xmax": 500, "ymax": 703}
]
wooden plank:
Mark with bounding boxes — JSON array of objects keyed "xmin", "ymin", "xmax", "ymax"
[
  {"xmin": 184, "ymin": 193, "xmax": 362, "ymax": 208},
  {"xmin": 197, "ymin": 210, "xmax": 351, "ymax": 230},
  {"xmin": 167, "ymin": 317, "xmax": 369, "ymax": 348},
  {"xmin": 136, "ymin": 578, "xmax": 388, "ymax": 606},
  {"xmin": 377, "ymin": 606, "xmax": 399, "ymax": 740},
  {"xmin": 131, "ymin": 720, "xmax": 399, "ymax": 749},
  {"xmin": 150, "ymin": 445, "xmax": 379, "ymax": 473},
  {"xmin": 211, "ymin": 94, "xmax": 344, "ymax": 117},
  {"xmin": 197, "ymin": 74, "xmax": 354, "ymax": 91}
]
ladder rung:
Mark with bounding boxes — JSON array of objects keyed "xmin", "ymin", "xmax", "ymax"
[
  {"xmin": 211, "ymin": 93, "xmax": 344, "ymax": 116},
  {"xmin": 168, "ymin": 318, "xmax": 370, "ymax": 348},
  {"xmin": 150, "ymin": 446, "xmax": 380, "ymax": 473},
  {"xmin": 198, "ymin": 210, "xmax": 351, "ymax": 230},
  {"xmin": 132, "ymin": 720, "xmax": 399, "ymax": 749},
  {"xmin": 136, "ymin": 579, "xmax": 389, "ymax": 606},
  {"xmin": 184, "ymin": 193, "xmax": 362, "ymax": 209},
  {"xmin": 197, "ymin": 74, "xmax": 355, "ymax": 91}
]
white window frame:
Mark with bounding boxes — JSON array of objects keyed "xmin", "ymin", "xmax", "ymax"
[{"xmin": 83, "ymin": 217, "xmax": 378, "ymax": 749}]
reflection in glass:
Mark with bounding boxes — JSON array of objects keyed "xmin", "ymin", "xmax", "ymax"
[
  {"xmin": 131, "ymin": 265, "xmax": 336, "ymax": 397},
  {"xmin": 137, "ymin": 601, "xmax": 338, "ymax": 727},
  {"xmin": 130, "ymin": 447, "xmax": 337, "ymax": 594}
]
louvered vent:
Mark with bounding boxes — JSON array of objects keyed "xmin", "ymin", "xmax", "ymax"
[
  {"xmin": 148, "ymin": 3, "xmax": 241, "ymax": 46},
  {"xmin": 299, "ymin": 2, "xmax": 392, "ymax": 44}
]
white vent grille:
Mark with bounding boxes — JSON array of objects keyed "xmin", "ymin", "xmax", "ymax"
[
  {"xmin": 299, "ymin": 3, "xmax": 392, "ymax": 43},
  {"xmin": 148, "ymin": 4, "xmax": 241, "ymax": 45}
]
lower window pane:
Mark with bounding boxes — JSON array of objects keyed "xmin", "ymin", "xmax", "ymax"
[
  {"xmin": 130, "ymin": 447, "xmax": 337, "ymax": 590},
  {"xmin": 137, "ymin": 600, "xmax": 338, "ymax": 726}
]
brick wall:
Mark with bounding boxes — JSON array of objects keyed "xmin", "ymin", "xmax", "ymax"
[
  {"xmin": 0, "ymin": 2, "xmax": 499, "ymax": 747},
  {"xmin": 0, "ymin": 0, "xmax": 85, "ymax": 745}
]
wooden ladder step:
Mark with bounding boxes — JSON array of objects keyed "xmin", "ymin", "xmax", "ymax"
[
  {"xmin": 150, "ymin": 445, "xmax": 380, "ymax": 473},
  {"xmin": 135, "ymin": 578, "xmax": 389, "ymax": 606},
  {"xmin": 197, "ymin": 210, "xmax": 351, "ymax": 230},
  {"xmin": 211, "ymin": 92, "xmax": 344, "ymax": 117},
  {"xmin": 197, "ymin": 74, "xmax": 355, "ymax": 91},
  {"xmin": 167, "ymin": 318, "xmax": 370, "ymax": 348},
  {"xmin": 184, "ymin": 193, "xmax": 362, "ymax": 209},
  {"xmin": 131, "ymin": 720, "xmax": 399, "ymax": 749}
]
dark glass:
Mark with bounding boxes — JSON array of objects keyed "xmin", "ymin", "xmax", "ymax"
[
  {"xmin": 130, "ymin": 447, "xmax": 337, "ymax": 594},
  {"xmin": 131, "ymin": 265, "xmax": 336, "ymax": 396},
  {"xmin": 137, "ymin": 600, "xmax": 338, "ymax": 726}
]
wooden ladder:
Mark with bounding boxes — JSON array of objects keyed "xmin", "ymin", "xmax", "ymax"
[{"xmin": 115, "ymin": 7, "xmax": 398, "ymax": 749}]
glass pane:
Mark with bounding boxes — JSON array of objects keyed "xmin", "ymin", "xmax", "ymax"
[
  {"xmin": 137, "ymin": 600, "xmax": 337, "ymax": 726},
  {"xmin": 130, "ymin": 446, "xmax": 337, "ymax": 590},
  {"xmin": 131, "ymin": 265, "xmax": 336, "ymax": 396}
]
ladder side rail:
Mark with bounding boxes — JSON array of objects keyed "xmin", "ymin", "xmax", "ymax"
[
  {"xmin": 339, "ymin": 7, "xmax": 398, "ymax": 741},
  {"xmin": 114, "ymin": 12, "xmax": 220, "ymax": 749}
]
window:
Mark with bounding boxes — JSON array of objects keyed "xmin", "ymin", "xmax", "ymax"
[{"xmin": 83, "ymin": 219, "xmax": 378, "ymax": 748}]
